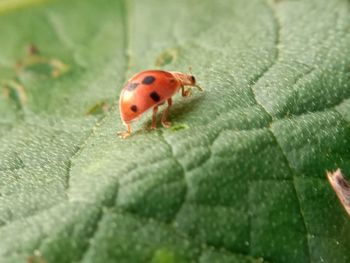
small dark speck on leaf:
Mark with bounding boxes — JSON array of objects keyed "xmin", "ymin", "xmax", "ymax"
[
  {"xmin": 155, "ymin": 48, "xmax": 179, "ymax": 67},
  {"xmin": 269, "ymin": 0, "xmax": 284, "ymax": 4},
  {"xmin": 2, "ymin": 80, "xmax": 27, "ymax": 109},
  {"xmin": 151, "ymin": 248, "xmax": 181, "ymax": 263},
  {"xmin": 170, "ymin": 123, "xmax": 189, "ymax": 132},
  {"xmin": 27, "ymin": 43, "xmax": 39, "ymax": 55},
  {"xmin": 16, "ymin": 44, "xmax": 70, "ymax": 78},
  {"xmin": 86, "ymin": 102, "xmax": 110, "ymax": 115},
  {"xmin": 27, "ymin": 250, "xmax": 47, "ymax": 263}
]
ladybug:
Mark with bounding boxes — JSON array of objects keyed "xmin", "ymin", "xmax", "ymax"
[{"xmin": 118, "ymin": 70, "xmax": 203, "ymax": 138}]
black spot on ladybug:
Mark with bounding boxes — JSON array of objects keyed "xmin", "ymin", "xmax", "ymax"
[
  {"xmin": 150, "ymin": 91, "xmax": 161, "ymax": 102},
  {"xmin": 169, "ymin": 78, "xmax": 176, "ymax": 84},
  {"xmin": 130, "ymin": 105, "xmax": 138, "ymax": 112},
  {"xmin": 190, "ymin": 75, "xmax": 196, "ymax": 83},
  {"xmin": 127, "ymin": 83, "xmax": 139, "ymax": 91},
  {"xmin": 142, "ymin": 76, "xmax": 156, "ymax": 85}
]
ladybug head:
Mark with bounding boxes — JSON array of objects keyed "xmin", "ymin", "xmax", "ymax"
[
  {"xmin": 190, "ymin": 75, "xmax": 196, "ymax": 85},
  {"xmin": 170, "ymin": 71, "xmax": 203, "ymax": 91},
  {"xmin": 175, "ymin": 73, "xmax": 196, "ymax": 86},
  {"xmin": 186, "ymin": 74, "xmax": 202, "ymax": 91}
]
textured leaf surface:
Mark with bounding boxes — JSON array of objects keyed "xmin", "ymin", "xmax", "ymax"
[{"xmin": 1, "ymin": 0, "xmax": 350, "ymax": 262}]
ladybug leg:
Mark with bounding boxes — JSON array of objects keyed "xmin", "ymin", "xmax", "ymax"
[
  {"xmin": 161, "ymin": 98, "xmax": 172, "ymax": 128},
  {"xmin": 181, "ymin": 86, "xmax": 191, "ymax": 97},
  {"xmin": 151, "ymin": 106, "xmax": 158, "ymax": 129},
  {"xmin": 194, "ymin": 84, "xmax": 203, "ymax": 91},
  {"xmin": 118, "ymin": 123, "xmax": 132, "ymax": 139}
]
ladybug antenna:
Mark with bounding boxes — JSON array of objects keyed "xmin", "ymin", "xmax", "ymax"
[{"xmin": 195, "ymin": 84, "xmax": 203, "ymax": 91}]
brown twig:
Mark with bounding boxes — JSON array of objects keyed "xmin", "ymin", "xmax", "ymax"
[{"xmin": 327, "ymin": 169, "xmax": 350, "ymax": 217}]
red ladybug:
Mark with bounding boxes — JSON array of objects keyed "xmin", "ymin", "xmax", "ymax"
[{"xmin": 118, "ymin": 70, "xmax": 202, "ymax": 138}]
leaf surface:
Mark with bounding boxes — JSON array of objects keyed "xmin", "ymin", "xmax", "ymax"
[{"xmin": 0, "ymin": 0, "xmax": 350, "ymax": 262}]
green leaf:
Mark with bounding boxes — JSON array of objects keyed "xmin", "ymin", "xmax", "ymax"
[{"xmin": 1, "ymin": 0, "xmax": 350, "ymax": 262}]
